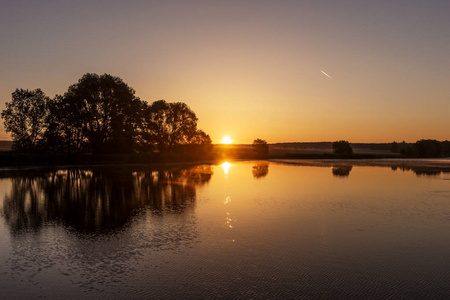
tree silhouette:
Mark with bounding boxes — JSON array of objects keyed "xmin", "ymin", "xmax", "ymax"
[
  {"xmin": 442, "ymin": 141, "xmax": 450, "ymax": 157},
  {"xmin": 332, "ymin": 140, "xmax": 353, "ymax": 155},
  {"xmin": 38, "ymin": 94, "xmax": 86, "ymax": 155},
  {"xmin": 390, "ymin": 141, "xmax": 399, "ymax": 153},
  {"xmin": 413, "ymin": 139, "xmax": 441, "ymax": 158},
  {"xmin": 1, "ymin": 89, "xmax": 50, "ymax": 151},
  {"xmin": 62, "ymin": 73, "xmax": 144, "ymax": 154},
  {"xmin": 252, "ymin": 138, "xmax": 269, "ymax": 156},
  {"xmin": 142, "ymin": 100, "xmax": 200, "ymax": 152},
  {"xmin": 2, "ymin": 73, "xmax": 212, "ymax": 156},
  {"xmin": 186, "ymin": 129, "xmax": 213, "ymax": 153}
]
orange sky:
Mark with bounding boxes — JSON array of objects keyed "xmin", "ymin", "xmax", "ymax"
[{"xmin": 1, "ymin": 1, "xmax": 449, "ymax": 143}]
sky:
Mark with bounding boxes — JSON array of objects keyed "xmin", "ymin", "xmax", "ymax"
[{"xmin": 1, "ymin": 0, "xmax": 449, "ymax": 143}]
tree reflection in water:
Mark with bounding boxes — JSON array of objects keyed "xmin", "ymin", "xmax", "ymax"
[
  {"xmin": 389, "ymin": 164, "xmax": 450, "ymax": 176},
  {"xmin": 2, "ymin": 165, "xmax": 213, "ymax": 235},
  {"xmin": 331, "ymin": 165, "xmax": 352, "ymax": 177},
  {"xmin": 252, "ymin": 162, "xmax": 269, "ymax": 179}
]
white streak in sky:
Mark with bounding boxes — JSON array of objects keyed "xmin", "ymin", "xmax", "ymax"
[{"xmin": 320, "ymin": 70, "xmax": 333, "ymax": 79}]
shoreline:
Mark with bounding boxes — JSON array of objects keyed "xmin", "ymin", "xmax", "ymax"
[{"xmin": 0, "ymin": 156, "xmax": 449, "ymax": 173}]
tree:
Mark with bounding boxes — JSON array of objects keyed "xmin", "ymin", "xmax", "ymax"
[
  {"xmin": 187, "ymin": 129, "xmax": 213, "ymax": 153},
  {"xmin": 40, "ymin": 95, "xmax": 86, "ymax": 155},
  {"xmin": 442, "ymin": 140, "xmax": 450, "ymax": 157},
  {"xmin": 332, "ymin": 140, "xmax": 353, "ymax": 155},
  {"xmin": 252, "ymin": 138, "xmax": 269, "ymax": 156},
  {"xmin": 40, "ymin": 95, "xmax": 65, "ymax": 154},
  {"xmin": 413, "ymin": 139, "xmax": 441, "ymax": 158},
  {"xmin": 1, "ymin": 88, "xmax": 50, "ymax": 151},
  {"xmin": 142, "ymin": 100, "xmax": 199, "ymax": 152},
  {"xmin": 62, "ymin": 73, "xmax": 144, "ymax": 154},
  {"xmin": 390, "ymin": 141, "xmax": 399, "ymax": 153}
]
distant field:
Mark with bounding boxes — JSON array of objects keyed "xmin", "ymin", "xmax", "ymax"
[
  {"xmin": 213, "ymin": 144, "xmax": 398, "ymax": 158},
  {"xmin": 351, "ymin": 148, "xmax": 399, "ymax": 155},
  {"xmin": 0, "ymin": 141, "xmax": 12, "ymax": 151}
]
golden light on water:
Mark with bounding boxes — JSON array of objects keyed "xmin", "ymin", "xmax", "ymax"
[
  {"xmin": 222, "ymin": 162, "xmax": 231, "ymax": 175},
  {"xmin": 221, "ymin": 136, "xmax": 232, "ymax": 144}
]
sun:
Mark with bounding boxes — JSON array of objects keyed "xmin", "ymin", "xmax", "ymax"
[{"xmin": 221, "ymin": 136, "xmax": 232, "ymax": 144}]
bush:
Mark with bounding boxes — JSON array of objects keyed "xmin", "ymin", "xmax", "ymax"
[
  {"xmin": 332, "ymin": 140, "xmax": 353, "ymax": 155},
  {"xmin": 252, "ymin": 138, "xmax": 269, "ymax": 156}
]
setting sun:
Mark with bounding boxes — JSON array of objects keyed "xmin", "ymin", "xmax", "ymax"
[{"xmin": 221, "ymin": 136, "xmax": 232, "ymax": 144}]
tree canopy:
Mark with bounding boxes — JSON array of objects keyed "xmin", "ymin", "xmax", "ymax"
[
  {"xmin": 332, "ymin": 140, "xmax": 353, "ymax": 155},
  {"xmin": 2, "ymin": 73, "xmax": 212, "ymax": 155},
  {"xmin": 1, "ymin": 88, "xmax": 50, "ymax": 151},
  {"xmin": 142, "ymin": 100, "xmax": 199, "ymax": 152},
  {"xmin": 252, "ymin": 138, "xmax": 269, "ymax": 156},
  {"xmin": 61, "ymin": 73, "xmax": 144, "ymax": 154}
]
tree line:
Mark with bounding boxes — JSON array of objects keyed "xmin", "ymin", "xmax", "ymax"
[
  {"xmin": 335, "ymin": 140, "xmax": 450, "ymax": 158},
  {"xmin": 2, "ymin": 73, "xmax": 212, "ymax": 155},
  {"xmin": 390, "ymin": 140, "xmax": 450, "ymax": 158}
]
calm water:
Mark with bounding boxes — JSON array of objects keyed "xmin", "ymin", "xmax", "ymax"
[{"xmin": 0, "ymin": 161, "xmax": 449, "ymax": 299}]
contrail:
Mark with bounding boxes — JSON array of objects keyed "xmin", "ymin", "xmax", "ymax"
[{"xmin": 320, "ymin": 70, "xmax": 333, "ymax": 79}]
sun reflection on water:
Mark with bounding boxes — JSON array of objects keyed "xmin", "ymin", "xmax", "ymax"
[
  {"xmin": 225, "ymin": 212, "xmax": 234, "ymax": 228},
  {"xmin": 222, "ymin": 162, "xmax": 231, "ymax": 175}
]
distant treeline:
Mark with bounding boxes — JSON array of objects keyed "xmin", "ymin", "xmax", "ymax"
[
  {"xmin": 272, "ymin": 142, "xmax": 393, "ymax": 151},
  {"xmin": 390, "ymin": 140, "xmax": 450, "ymax": 158},
  {"xmin": 2, "ymin": 73, "xmax": 212, "ymax": 155},
  {"xmin": 273, "ymin": 140, "xmax": 450, "ymax": 158}
]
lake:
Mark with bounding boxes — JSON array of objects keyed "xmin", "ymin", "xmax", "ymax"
[{"xmin": 0, "ymin": 160, "xmax": 449, "ymax": 299}]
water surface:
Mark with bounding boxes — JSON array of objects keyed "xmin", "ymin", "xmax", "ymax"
[{"xmin": 0, "ymin": 161, "xmax": 449, "ymax": 299}]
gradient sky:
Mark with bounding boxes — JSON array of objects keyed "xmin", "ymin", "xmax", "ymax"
[{"xmin": 1, "ymin": 0, "xmax": 449, "ymax": 143}]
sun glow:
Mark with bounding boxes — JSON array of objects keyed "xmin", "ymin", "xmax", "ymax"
[{"xmin": 221, "ymin": 136, "xmax": 232, "ymax": 144}]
